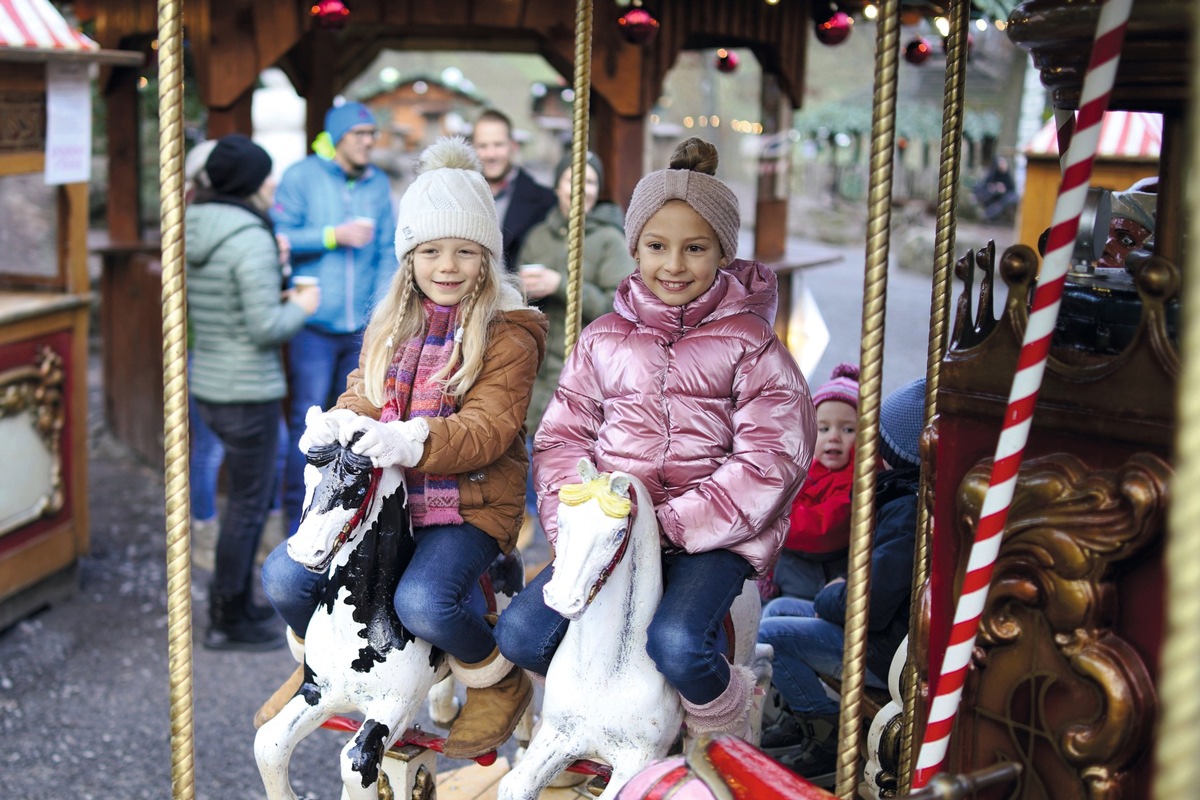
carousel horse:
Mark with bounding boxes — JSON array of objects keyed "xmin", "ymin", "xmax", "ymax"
[
  {"xmin": 497, "ymin": 460, "xmax": 771, "ymax": 800},
  {"xmin": 254, "ymin": 437, "xmax": 447, "ymax": 800}
]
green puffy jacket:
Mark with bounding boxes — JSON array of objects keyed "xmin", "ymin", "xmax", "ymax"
[
  {"xmin": 516, "ymin": 205, "xmax": 636, "ymax": 432},
  {"xmin": 186, "ymin": 201, "xmax": 309, "ymax": 403}
]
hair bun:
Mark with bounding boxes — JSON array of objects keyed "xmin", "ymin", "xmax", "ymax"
[
  {"xmin": 668, "ymin": 137, "xmax": 719, "ymax": 176},
  {"xmin": 418, "ymin": 136, "xmax": 484, "ymax": 174},
  {"xmin": 830, "ymin": 362, "xmax": 860, "ymax": 381}
]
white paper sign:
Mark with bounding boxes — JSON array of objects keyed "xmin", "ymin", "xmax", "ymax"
[{"xmin": 44, "ymin": 61, "xmax": 92, "ymax": 185}]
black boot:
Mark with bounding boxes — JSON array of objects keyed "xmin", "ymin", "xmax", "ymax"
[
  {"xmin": 205, "ymin": 591, "xmax": 285, "ymax": 652},
  {"xmin": 763, "ymin": 712, "xmax": 840, "ymax": 784},
  {"xmin": 242, "ymin": 589, "xmax": 278, "ymax": 623}
]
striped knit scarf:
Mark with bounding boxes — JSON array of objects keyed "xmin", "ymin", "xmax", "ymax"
[{"xmin": 380, "ymin": 300, "xmax": 463, "ymax": 527}]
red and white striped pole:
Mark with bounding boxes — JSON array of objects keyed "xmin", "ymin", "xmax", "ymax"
[
  {"xmin": 1054, "ymin": 108, "xmax": 1075, "ymax": 173},
  {"xmin": 912, "ymin": 0, "xmax": 1133, "ymax": 786}
]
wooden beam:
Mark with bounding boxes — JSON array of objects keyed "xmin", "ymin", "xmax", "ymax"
[
  {"xmin": 590, "ymin": 94, "xmax": 645, "ymax": 210},
  {"xmin": 104, "ymin": 65, "xmax": 142, "ymax": 243},
  {"xmin": 205, "ymin": 87, "xmax": 254, "ymax": 138}
]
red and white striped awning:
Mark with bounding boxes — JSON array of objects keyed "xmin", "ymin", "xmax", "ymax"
[
  {"xmin": 1026, "ymin": 110, "xmax": 1162, "ymax": 159},
  {"xmin": 0, "ymin": 0, "xmax": 98, "ymax": 51}
]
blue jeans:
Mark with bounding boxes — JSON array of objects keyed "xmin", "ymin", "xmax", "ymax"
[
  {"xmin": 262, "ymin": 521, "xmax": 501, "ymax": 663},
  {"xmin": 496, "ymin": 548, "xmax": 752, "ymax": 705},
  {"xmin": 773, "ymin": 551, "xmax": 848, "ymax": 601},
  {"xmin": 757, "ymin": 597, "xmax": 886, "ymax": 716},
  {"xmin": 195, "ymin": 400, "xmax": 281, "ymax": 597},
  {"xmin": 189, "ymin": 391, "xmax": 225, "ymax": 521},
  {"xmin": 283, "ymin": 327, "xmax": 363, "ymax": 535}
]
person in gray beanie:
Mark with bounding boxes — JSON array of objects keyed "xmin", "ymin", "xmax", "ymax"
[
  {"xmin": 260, "ymin": 137, "xmax": 547, "ymax": 759},
  {"xmin": 496, "ymin": 137, "xmax": 815, "ymax": 744}
]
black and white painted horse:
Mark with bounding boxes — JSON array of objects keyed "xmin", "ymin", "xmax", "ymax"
[{"xmin": 253, "ymin": 439, "xmax": 447, "ymax": 800}]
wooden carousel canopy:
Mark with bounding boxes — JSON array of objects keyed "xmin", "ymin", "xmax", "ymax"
[{"xmin": 77, "ymin": 0, "xmax": 810, "ymax": 115}]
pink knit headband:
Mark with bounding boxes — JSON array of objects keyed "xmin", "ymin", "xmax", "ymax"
[{"xmin": 624, "ymin": 168, "xmax": 741, "ymax": 261}]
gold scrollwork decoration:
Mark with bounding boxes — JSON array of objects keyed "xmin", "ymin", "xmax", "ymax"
[
  {"xmin": 955, "ymin": 452, "xmax": 1167, "ymax": 800},
  {"xmin": 0, "ymin": 346, "xmax": 66, "ymax": 529}
]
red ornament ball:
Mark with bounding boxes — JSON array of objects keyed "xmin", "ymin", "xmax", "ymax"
[
  {"xmin": 311, "ymin": 0, "xmax": 350, "ymax": 30},
  {"xmin": 815, "ymin": 11, "xmax": 853, "ymax": 46},
  {"xmin": 715, "ymin": 49, "xmax": 739, "ymax": 73},
  {"xmin": 618, "ymin": 8, "xmax": 660, "ymax": 46},
  {"xmin": 905, "ymin": 37, "xmax": 932, "ymax": 65}
]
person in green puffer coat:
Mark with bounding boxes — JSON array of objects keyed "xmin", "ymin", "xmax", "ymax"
[
  {"xmin": 515, "ymin": 151, "xmax": 636, "ymax": 436},
  {"xmin": 186, "ymin": 134, "xmax": 321, "ymax": 652}
]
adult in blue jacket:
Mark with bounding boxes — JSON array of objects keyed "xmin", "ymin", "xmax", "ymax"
[
  {"xmin": 757, "ymin": 378, "xmax": 926, "ymax": 781},
  {"xmin": 271, "ymin": 101, "xmax": 398, "ymax": 535}
]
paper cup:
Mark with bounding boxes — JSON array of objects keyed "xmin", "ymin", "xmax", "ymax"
[
  {"xmin": 293, "ymin": 276, "xmax": 319, "ymax": 288},
  {"xmin": 519, "ymin": 263, "xmax": 545, "ymax": 274}
]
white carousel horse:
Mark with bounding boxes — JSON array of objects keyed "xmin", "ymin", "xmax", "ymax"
[
  {"xmin": 254, "ymin": 439, "xmax": 447, "ymax": 800},
  {"xmin": 497, "ymin": 459, "xmax": 772, "ymax": 800}
]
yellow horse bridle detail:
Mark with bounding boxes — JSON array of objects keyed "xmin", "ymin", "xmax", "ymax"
[{"xmin": 558, "ymin": 478, "xmax": 632, "ymax": 519}]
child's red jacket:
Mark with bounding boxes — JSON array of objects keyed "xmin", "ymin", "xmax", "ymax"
[{"xmin": 783, "ymin": 458, "xmax": 854, "ymax": 556}]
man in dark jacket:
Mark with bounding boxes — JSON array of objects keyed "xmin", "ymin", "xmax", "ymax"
[
  {"xmin": 757, "ymin": 378, "xmax": 926, "ymax": 781},
  {"xmin": 471, "ymin": 108, "xmax": 556, "ymax": 270}
]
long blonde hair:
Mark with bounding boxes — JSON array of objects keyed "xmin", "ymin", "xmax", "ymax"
[{"xmin": 360, "ymin": 248, "xmax": 517, "ymax": 408}]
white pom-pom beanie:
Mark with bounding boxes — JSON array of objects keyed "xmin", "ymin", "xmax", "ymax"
[{"xmin": 394, "ymin": 136, "xmax": 504, "ymax": 266}]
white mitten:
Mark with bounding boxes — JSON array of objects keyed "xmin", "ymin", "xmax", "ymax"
[
  {"xmin": 297, "ymin": 406, "xmax": 359, "ymax": 454},
  {"xmin": 346, "ymin": 417, "xmax": 429, "ymax": 468}
]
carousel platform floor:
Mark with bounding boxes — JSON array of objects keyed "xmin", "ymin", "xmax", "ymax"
[{"xmin": 438, "ymin": 758, "xmax": 594, "ymax": 799}]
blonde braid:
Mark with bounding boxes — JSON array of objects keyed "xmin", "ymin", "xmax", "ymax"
[{"xmin": 441, "ymin": 272, "xmax": 487, "ymax": 396}]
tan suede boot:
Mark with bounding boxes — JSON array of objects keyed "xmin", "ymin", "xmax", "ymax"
[
  {"xmin": 253, "ymin": 629, "xmax": 305, "ymax": 729},
  {"xmin": 441, "ymin": 647, "xmax": 533, "ymax": 759}
]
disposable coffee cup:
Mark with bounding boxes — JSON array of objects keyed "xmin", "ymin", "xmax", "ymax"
[
  {"xmin": 293, "ymin": 275, "xmax": 319, "ymax": 289},
  {"xmin": 354, "ymin": 216, "xmax": 376, "ymax": 231},
  {"xmin": 519, "ymin": 263, "xmax": 545, "ymax": 274}
]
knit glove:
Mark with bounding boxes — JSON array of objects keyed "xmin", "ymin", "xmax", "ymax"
[
  {"xmin": 344, "ymin": 417, "xmax": 430, "ymax": 468},
  {"xmin": 297, "ymin": 406, "xmax": 360, "ymax": 455}
]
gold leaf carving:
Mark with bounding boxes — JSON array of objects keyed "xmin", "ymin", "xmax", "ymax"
[{"xmin": 954, "ymin": 452, "xmax": 1167, "ymax": 799}]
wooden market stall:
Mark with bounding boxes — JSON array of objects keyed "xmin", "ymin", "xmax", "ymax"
[
  {"xmin": 1018, "ymin": 110, "xmax": 1161, "ymax": 250},
  {"xmin": 0, "ymin": 0, "xmax": 141, "ymax": 630}
]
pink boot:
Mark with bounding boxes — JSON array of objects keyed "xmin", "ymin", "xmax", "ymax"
[{"xmin": 681, "ymin": 664, "xmax": 757, "ymax": 741}]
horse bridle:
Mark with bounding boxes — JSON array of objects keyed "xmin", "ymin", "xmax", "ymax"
[
  {"xmin": 585, "ymin": 515, "xmax": 633, "ymax": 606},
  {"xmin": 313, "ymin": 467, "xmax": 382, "ymax": 572}
]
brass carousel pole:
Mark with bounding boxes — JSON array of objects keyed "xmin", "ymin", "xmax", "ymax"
[
  {"xmin": 1153, "ymin": 5, "xmax": 1200, "ymax": 795},
  {"xmin": 563, "ymin": 0, "xmax": 593, "ymax": 358},
  {"xmin": 899, "ymin": 0, "xmax": 970, "ymax": 791},
  {"xmin": 837, "ymin": 0, "xmax": 901, "ymax": 796},
  {"xmin": 157, "ymin": 1, "xmax": 196, "ymax": 798}
]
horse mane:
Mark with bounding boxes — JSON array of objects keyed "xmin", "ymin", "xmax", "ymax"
[
  {"xmin": 559, "ymin": 477, "xmax": 632, "ymax": 519},
  {"xmin": 310, "ymin": 441, "xmax": 436, "ymax": 671}
]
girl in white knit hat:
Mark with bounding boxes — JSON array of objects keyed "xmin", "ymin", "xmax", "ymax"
[
  {"xmin": 260, "ymin": 137, "xmax": 548, "ymax": 758},
  {"xmin": 496, "ymin": 137, "xmax": 815, "ymax": 742}
]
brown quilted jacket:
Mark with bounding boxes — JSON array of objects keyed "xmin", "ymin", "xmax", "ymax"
[{"xmin": 335, "ymin": 306, "xmax": 548, "ymax": 552}]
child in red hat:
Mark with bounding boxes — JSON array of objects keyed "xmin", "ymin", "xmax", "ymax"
[{"xmin": 761, "ymin": 363, "xmax": 861, "ymax": 601}]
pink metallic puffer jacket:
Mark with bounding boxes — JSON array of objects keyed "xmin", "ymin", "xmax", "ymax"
[{"xmin": 533, "ymin": 259, "xmax": 816, "ymax": 577}]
